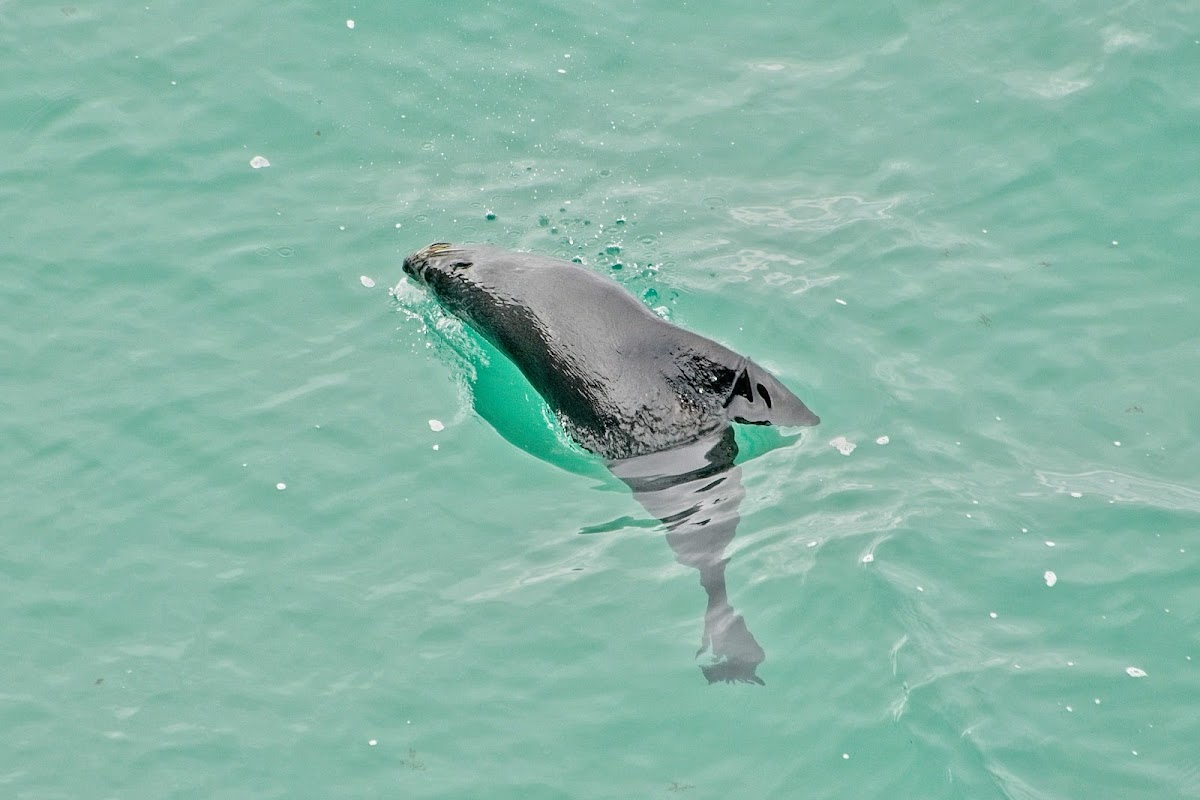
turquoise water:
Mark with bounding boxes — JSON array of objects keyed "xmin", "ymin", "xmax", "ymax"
[{"xmin": 4, "ymin": 2, "xmax": 1199, "ymax": 797}]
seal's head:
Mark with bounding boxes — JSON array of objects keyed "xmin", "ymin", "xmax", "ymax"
[{"xmin": 402, "ymin": 242, "xmax": 473, "ymax": 286}]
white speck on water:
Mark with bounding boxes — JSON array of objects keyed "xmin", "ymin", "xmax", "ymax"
[
  {"xmin": 368, "ymin": 739, "xmax": 376, "ymax": 746},
  {"xmin": 249, "ymin": 155, "xmax": 270, "ymax": 169},
  {"xmin": 1067, "ymin": 661, "xmax": 1075, "ymax": 666},
  {"xmin": 1111, "ymin": 240, "xmax": 1119, "ymax": 246},
  {"xmin": 982, "ymin": 228, "xmax": 988, "ymax": 233},
  {"xmin": 1066, "ymin": 705, "xmax": 1073, "ymax": 712},
  {"xmin": 346, "ymin": 19, "xmax": 355, "ymax": 28},
  {"xmin": 1045, "ymin": 540, "xmax": 1056, "ymax": 547},
  {"xmin": 972, "ymin": 500, "xmax": 979, "ymax": 504},
  {"xmin": 995, "ymin": 416, "xmax": 1002, "ymax": 421},
  {"xmin": 916, "ymin": 585, "xmax": 924, "ymax": 592},
  {"xmin": 428, "ymin": 419, "xmax": 445, "ymax": 432},
  {"xmin": 1113, "ymin": 441, "xmax": 1121, "ymax": 446},
  {"xmin": 830, "ymin": 436, "xmax": 856, "ymax": 456},
  {"xmin": 339, "ymin": 225, "xmax": 346, "ymax": 231},
  {"xmin": 1094, "ymin": 698, "xmax": 1101, "ymax": 705},
  {"xmin": 1044, "ymin": 571, "xmax": 1057, "ymax": 587},
  {"xmin": 842, "ymin": 753, "xmax": 849, "ymax": 760},
  {"xmin": 432, "ymin": 444, "xmax": 439, "ymax": 451},
  {"xmin": 875, "ymin": 435, "xmax": 890, "ymax": 445},
  {"xmin": 1021, "ymin": 527, "xmax": 1029, "ymax": 533},
  {"xmin": 395, "ymin": 222, "xmax": 402, "ymax": 229},
  {"xmin": 806, "ymin": 540, "xmax": 819, "ymax": 548},
  {"xmin": 1125, "ymin": 666, "xmax": 1147, "ymax": 678},
  {"xmin": 1070, "ymin": 491, "xmax": 1083, "ymax": 498},
  {"xmin": 360, "ymin": 276, "xmax": 376, "ymax": 288},
  {"xmin": 989, "ymin": 611, "xmax": 998, "ymax": 619},
  {"xmin": 835, "ymin": 298, "xmax": 847, "ymax": 305},
  {"xmin": 861, "ymin": 553, "xmax": 874, "ymax": 563},
  {"xmin": 966, "ymin": 513, "xmax": 973, "ymax": 518},
  {"xmin": 557, "ymin": 68, "xmax": 567, "ymax": 74},
  {"xmin": 276, "ymin": 482, "xmax": 286, "ymax": 490},
  {"xmin": 1132, "ymin": 750, "xmax": 1138, "ymax": 756}
]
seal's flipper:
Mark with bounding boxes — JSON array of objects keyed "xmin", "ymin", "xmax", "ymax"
[{"xmin": 723, "ymin": 361, "xmax": 820, "ymax": 427}]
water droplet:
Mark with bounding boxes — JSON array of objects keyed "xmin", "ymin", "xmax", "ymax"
[
  {"xmin": 276, "ymin": 483, "xmax": 286, "ymax": 491},
  {"xmin": 989, "ymin": 611, "xmax": 998, "ymax": 619},
  {"xmin": 346, "ymin": 19, "xmax": 355, "ymax": 29},
  {"xmin": 360, "ymin": 276, "xmax": 376, "ymax": 288},
  {"xmin": 249, "ymin": 155, "xmax": 270, "ymax": 169}
]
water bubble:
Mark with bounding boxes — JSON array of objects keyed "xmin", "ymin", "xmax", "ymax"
[
  {"xmin": 1125, "ymin": 666, "xmax": 1147, "ymax": 678},
  {"xmin": 276, "ymin": 483, "xmax": 286, "ymax": 491},
  {"xmin": 249, "ymin": 155, "xmax": 270, "ymax": 169},
  {"xmin": 428, "ymin": 419, "xmax": 445, "ymax": 432},
  {"xmin": 360, "ymin": 276, "xmax": 376, "ymax": 288},
  {"xmin": 875, "ymin": 435, "xmax": 890, "ymax": 445},
  {"xmin": 1044, "ymin": 571, "xmax": 1057, "ymax": 587},
  {"xmin": 346, "ymin": 19, "xmax": 355, "ymax": 29}
]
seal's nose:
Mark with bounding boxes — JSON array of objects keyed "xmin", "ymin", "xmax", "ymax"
[{"xmin": 402, "ymin": 252, "xmax": 424, "ymax": 280}]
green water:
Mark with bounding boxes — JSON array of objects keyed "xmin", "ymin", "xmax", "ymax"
[{"xmin": 4, "ymin": 2, "xmax": 1199, "ymax": 797}]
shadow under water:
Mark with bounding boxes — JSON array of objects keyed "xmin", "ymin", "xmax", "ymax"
[{"xmin": 607, "ymin": 427, "xmax": 766, "ymax": 685}]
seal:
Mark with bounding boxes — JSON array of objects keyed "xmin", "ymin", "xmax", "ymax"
[
  {"xmin": 402, "ymin": 242, "xmax": 819, "ymax": 460},
  {"xmin": 402, "ymin": 242, "xmax": 820, "ymax": 685}
]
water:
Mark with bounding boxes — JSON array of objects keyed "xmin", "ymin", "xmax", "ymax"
[{"xmin": 3, "ymin": 2, "xmax": 1199, "ymax": 798}]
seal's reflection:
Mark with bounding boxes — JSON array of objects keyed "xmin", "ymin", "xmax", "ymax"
[{"xmin": 607, "ymin": 427, "xmax": 766, "ymax": 685}]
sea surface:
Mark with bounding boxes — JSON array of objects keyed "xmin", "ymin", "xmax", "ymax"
[{"xmin": 3, "ymin": 2, "xmax": 1199, "ymax": 798}]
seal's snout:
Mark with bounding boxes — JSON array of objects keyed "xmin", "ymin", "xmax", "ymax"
[{"xmin": 401, "ymin": 252, "xmax": 426, "ymax": 282}]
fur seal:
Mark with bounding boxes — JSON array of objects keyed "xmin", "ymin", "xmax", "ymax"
[
  {"xmin": 402, "ymin": 243, "xmax": 818, "ymax": 460},
  {"xmin": 402, "ymin": 242, "xmax": 820, "ymax": 684}
]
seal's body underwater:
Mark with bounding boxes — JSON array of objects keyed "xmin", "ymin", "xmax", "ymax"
[{"xmin": 402, "ymin": 242, "xmax": 818, "ymax": 460}]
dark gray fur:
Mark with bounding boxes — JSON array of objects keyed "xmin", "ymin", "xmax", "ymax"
[{"xmin": 402, "ymin": 243, "xmax": 818, "ymax": 460}]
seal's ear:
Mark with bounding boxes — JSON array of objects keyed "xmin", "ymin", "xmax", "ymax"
[{"xmin": 724, "ymin": 361, "xmax": 820, "ymax": 427}]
